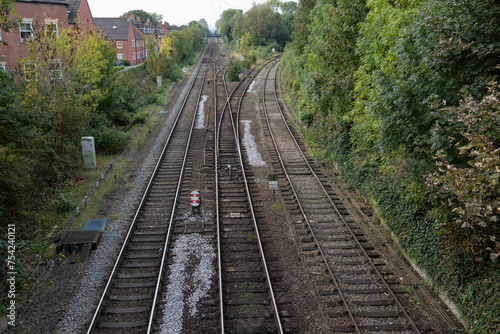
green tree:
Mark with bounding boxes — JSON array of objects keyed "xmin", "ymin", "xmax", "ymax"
[
  {"xmin": 145, "ymin": 35, "xmax": 171, "ymax": 78},
  {"xmin": 197, "ymin": 18, "xmax": 210, "ymax": 35},
  {"xmin": 126, "ymin": 9, "xmax": 163, "ymax": 26},
  {"xmin": 171, "ymin": 24, "xmax": 203, "ymax": 64},
  {"xmin": 242, "ymin": 3, "xmax": 278, "ymax": 46},
  {"xmin": 0, "ymin": 71, "xmax": 29, "ymax": 223},
  {"xmin": 292, "ymin": 0, "xmax": 317, "ymax": 54},
  {"xmin": 231, "ymin": 11, "xmax": 244, "ymax": 42},
  {"xmin": 275, "ymin": 1, "xmax": 297, "ymax": 46},
  {"xmin": 217, "ymin": 9, "xmax": 242, "ymax": 42},
  {"xmin": 423, "ymin": 0, "xmax": 500, "ymax": 99}
]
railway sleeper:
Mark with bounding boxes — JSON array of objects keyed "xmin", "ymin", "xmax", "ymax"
[
  {"xmin": 109, "ymin": 294, "xmax": 152, "ymax": 301},
  {"xmin": 103, "ymin": 307, "xmax": 149, "ymax": 314},
  {"xmin": 98, "ymin": 321, "xmax": 147, "ymax": 329},
  {"xmin": 227, "ymin": 326, "xmax": 275, "ymax": 333},
  {"xmin": 227, "ymin": 312, "xmax": 272, "ymax": 319}
]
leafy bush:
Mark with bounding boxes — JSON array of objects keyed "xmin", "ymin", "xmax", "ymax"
[
  {"xmin": 51, "ymin": 192, "xmax": 74, "ymax": 213},
  {"xmin": 88, "ymin": 126, "xmax": 128, "ymax": 154},
  {"xmin": 123, "ymin": 60, "xmax": 131, "ymax": 66},
  {"xmin": 132, "ymin": 112, "xmax": 148, "ymax": 125},
  {"xmin": 228, "ymin": 61, "xmax": 242, "ymax": 81},
  {"xmin": 109, "ymin": 109, "xmax": 131, "ymax": 127},
  {"xmin": 242, "ymin": 59, "xmax": 251, "ymax": 69},
  {"xmin": 427, "ymin": 84, "xmax": 500, "ymax": 263},
  {"xmin": 168, "ymin": 65, "xmax": 183, "ymax": 82}
]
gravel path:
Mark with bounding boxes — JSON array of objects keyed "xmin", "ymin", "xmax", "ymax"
[{"xmin": 56, "ymin": 56, "xmax": 205, "ymax": 334}]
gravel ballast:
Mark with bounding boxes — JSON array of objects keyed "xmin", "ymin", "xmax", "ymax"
[{"xmin": 159, "ymin": 233, "xmax": 215, "ymax": 334}]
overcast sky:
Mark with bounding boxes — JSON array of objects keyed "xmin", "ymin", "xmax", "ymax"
[{"xmin": 87, "ymin": 0, "xmax": 266, "ymax": 30}]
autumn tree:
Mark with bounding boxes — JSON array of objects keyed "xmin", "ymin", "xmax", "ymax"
[
  {"xmin": 427, "ymin": 84, "xmax": 500, "ymax": 264},
  {"xmin": 21, "ymin": 22, "xmax": 116, "ymax": 150},
  {"xmin": 145, "ymin": 35, "xmax": 174, "ymax": 78},
  {"xmin": 0, "ymin": 0, "xmax": 20, "ymax": 32}
]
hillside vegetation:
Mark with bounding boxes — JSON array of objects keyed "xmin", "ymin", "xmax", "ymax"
[{"xmin": 280, "ymin": 0, "xmax": 499, "ymax": 332}]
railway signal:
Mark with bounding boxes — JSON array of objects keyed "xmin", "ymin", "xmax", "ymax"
[{"xmin": 190, "ymin": 190, "xmax": 201, "ymax": 214}]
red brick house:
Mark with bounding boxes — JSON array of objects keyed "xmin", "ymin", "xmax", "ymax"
[
  {"xmin": 0, "ymin": 0, "xmax": 95, "ymax": 71},
  {"xmin": 94, "ymin": 17, "xmax": 147, "ymax": 66},
  {"xmin": 157, "ymin": 21, "xmax": 171, "ymax": 38}
]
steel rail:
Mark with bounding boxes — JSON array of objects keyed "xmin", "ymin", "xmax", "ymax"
[
  {"xmin": 215, "ymin": 57, "xmax": 284, "ymax": 334},
  {"xmin": 87, "ymin": 46, "xmax": 208, "ymax": 333},
  {"xmin": 146, "ymin": 67, "xmax": 208, "ymax": 333},
  {"xmin": 344, "ymin": 189, "xmax": 461, "ymax": 332},
  {"xmin": 205, "ymin": 49, "xmax": 225, "ymax": 334},
  {"xmin": 261, "ymin": 59, "xmax": 361, "ymax": 333},
  {"xmin": 204, "ymin": 54, "xmax": 227, "ymax": 334},
  {"xmin": 231, "ymin": 64, "xmax": 284, "ymax": 334},
  {"xmin": 268, "ymin": 60, "xmax": 422, "ymax": 333}
]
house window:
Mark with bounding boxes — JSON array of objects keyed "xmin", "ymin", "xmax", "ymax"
[
  {"xmin": 20, "ymin": 20, "xmax": 33, "ymax": 42},
  {"xmin": 50, "ymin": 60, "xmax": 62, "ymax": 80},
  {"xmin": 0, "ymin": 62, "xmax": 6, "ymax": 71},
  {"xmin": 117, "ymin": 53, "xmax": 123, "ymax": 60},
  {"xmin": 159, "ymin": 28, "xmax": 163, "ymax": 34},
  {"xmin": 133, "ymin": 52, "xmax": 136, "ymax": 61},
  {"xmin": 116, "ymin": 40, "xmax": 123, "ymax": 49},
  {"xmin": 45, "ymin": 19, "xmax": 58, "ymax": 36},
  {"xmin": 24, "ymin": 63, "xmax": 37, "ymax": 81},
  {"xmin": 132, "ymin": 39, "xmax": 135, "ymax": 48}
]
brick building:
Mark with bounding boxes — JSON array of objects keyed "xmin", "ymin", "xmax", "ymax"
[
  {"xmin": 0, "ymin": 0, "xmax": 94, "ymax": 71},
  {"xmin": 94, "ymin": 17, "xmax": 147, "ymax": 66}
]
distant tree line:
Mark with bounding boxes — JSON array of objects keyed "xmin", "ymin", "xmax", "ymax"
[{"xmin": 216, "ymin": 0, "xmax": 297, "ymax": 49}]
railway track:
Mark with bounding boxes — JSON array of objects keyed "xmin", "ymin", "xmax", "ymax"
[
  {"xmin": 85, "ymin": 39, "xmax": 462, "ymax": 333},
  {"xmin": 214, "ymin": 54, "xmax": 285, "ymax": 333},
  {"xmin": 259, "ymin": 59, "xmax": 462, "ymax": 333},
  {"xmin": 87, "ymin": 44, "xmax": 209, "ymax": 334}
]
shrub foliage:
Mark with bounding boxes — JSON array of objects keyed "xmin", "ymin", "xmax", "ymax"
[{"xmin": 281, "ymin": 0, "xmax": 500, "ymax": 331}]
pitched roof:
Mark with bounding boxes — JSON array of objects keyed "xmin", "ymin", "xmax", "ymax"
[
  {"xmin": 67, "ymin": 0, "xmax": 82, "ymax": 24},
  {"xmin": 94, "ymin": 18, "xmax": 131, "ymax": 40}
]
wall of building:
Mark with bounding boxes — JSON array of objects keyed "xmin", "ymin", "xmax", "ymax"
[
  {"xmin": 74, "ymin": 0, "xmax": 95, "ymax": 29},
  {"xmin": 0, "ymin": 2, "xmax": 69, "ymax": 71}
]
